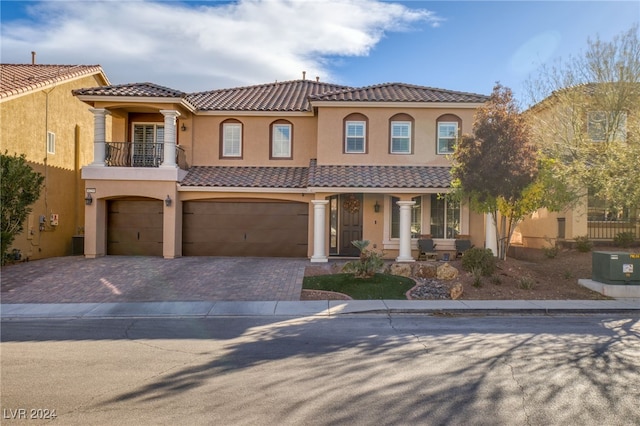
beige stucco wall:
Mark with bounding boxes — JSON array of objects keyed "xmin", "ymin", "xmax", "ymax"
[
  {"xmin": 190, "ymin": 115, "xmax": 317, "ymax": 167},
  {"xmin": 315, "ymin": 106, "xmax": 476, "ymax": 165},
  {"xmin": 1, "ymin": 73, "xmax": 108, "ymax": 259}
]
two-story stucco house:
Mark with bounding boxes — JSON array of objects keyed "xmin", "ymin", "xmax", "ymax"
[
  {"xmin": 513, "ymin": 83, "xmax": 639, "ymax": 251},
  {"xmin": 73, "ymin": 77, "xmax": 490, "ymax": 261},
  {"xmin": 0, "ymin": 63, "xmax": 110, "ymax": 260}
]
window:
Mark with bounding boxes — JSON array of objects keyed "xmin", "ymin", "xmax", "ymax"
[
  {"xmin": 437, "ymin": 122, "xmax": 458, "ymax": 154},
  {"xmin": 271, "ymin": 121, "xmax": 292, "ymax": 158},
  {"xmin": 390, "ymin": 196, "xmax": 422, "ymax": 239},
  {"xmin": 47, "ymin": 131, "xmax": 55, "ymax": 154},
  {"xmin": 430, "ymin": 194, "xmax": 460, "ymax": 238},
  {"xmin": 133, "ymin": 124, "xmax": 164, "ymax": 166},
  {"xmin": 222, "ymin": 121, "xmax": 242, "ymax": 158},
  {"xmin": 391, "ymin": 121, "xmax": 411, "ymax": 154},
  {"xmin": 587, "ymin": 111, "xmax": 627, "ymax": 142},
  {"xmin": 345, "ymin": 121, "xmax": 366, "ymax": 153}
]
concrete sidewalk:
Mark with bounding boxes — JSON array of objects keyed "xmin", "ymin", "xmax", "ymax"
[{"xmin": 2, "ymin": 299, "xmax": 639, "ymax": 319}]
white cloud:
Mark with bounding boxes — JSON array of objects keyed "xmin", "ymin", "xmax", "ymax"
[{"xmin": 2, "ymin": 0, "xmax": 442, "ymax": 91}]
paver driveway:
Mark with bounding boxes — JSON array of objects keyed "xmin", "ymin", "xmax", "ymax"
[{"xmin": 0, "ymin": 256, "xmax": 309, "ymax": 303}]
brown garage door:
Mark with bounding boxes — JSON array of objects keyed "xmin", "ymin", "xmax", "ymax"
[
  {"xmin": 183, "ymin": 200, "xmax": 308, "ymax": 257},
  {"xmin": 107, "ymin": 199, "xmax": 163, "ymax": 256}
]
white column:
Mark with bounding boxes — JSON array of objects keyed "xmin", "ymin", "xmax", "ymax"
[
  {"xmin": 486, "ymin": 212, "xmax": 498, "ymax": 256},
  {"xmin": 89, "ymin": 108, "xmax": 108, "ymax": 166},
  {"xmin": 160, "ymin": 110, "xmax": 180, "ymax": 168},
  {"xmin": 311, "ymin": 200, "xmax": 329, "ymax": 263},
  {"xmin": 396, "ymin": 200, "xmax": 416, "ymax": 262}
]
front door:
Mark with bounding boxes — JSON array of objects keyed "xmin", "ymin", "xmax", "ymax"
[{"xmin": 340, "ymin": 194, "xmax": 363, "ymax": 256}]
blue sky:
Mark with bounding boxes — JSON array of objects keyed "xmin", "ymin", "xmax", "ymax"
[{"xmin": 1, "ymin": 1, "xmax": 638, "ymax": 104}]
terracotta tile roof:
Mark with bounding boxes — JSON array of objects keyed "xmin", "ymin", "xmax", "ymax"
[
  {"xmin": 0, "ymin": 64, "xmax": 108, "ymax": 99},
  {"xmin": 186, "ymin": 79, "xmax": 352, "ymax": 112},
  {"xmin": 308, "ymin": 160, "xmax": 452, "ymax": 188},
  {"xmin": 180, "ymin": 161, "xmax": 452, "ymax": 189},
  {"xmin": 181, "ymin": 165, "xmax": 309, "ymax": 188},
  {"xmin": 310, "ymin": 82, "xmax": 489, "ymax": 103},
  {"xmin": 72, "ymin": 82, "xmax": 185, "ymax": 98}
]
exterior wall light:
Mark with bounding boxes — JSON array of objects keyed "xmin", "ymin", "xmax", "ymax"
[
  {"xmin": 180, "ymin": 123, "xmax": 187, "ymax": 131},
  {"xmin": 165, "ymin": 195, "xmax": 172, "ymax": 207},
  {"xmin": 374, "ymin": 200, "xmax": 380, "ymax": 213},
  {"xmin": 85, "ymin": 193, "xmax": 93, "ymax": 205}
]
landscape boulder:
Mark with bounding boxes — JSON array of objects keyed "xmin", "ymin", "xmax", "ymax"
[
  {"xmin": 450, "ymin": 282, "xmax": 464, "ymax": 300},
  {"xmin": 436, "ymin": 263, "xmax": 459, "ymax": 280},
  {"xmin": 389, "ymin": 263, "xmax": 412, "ymax": 277},
  {"xmin": 414, "ymin": 263, "xmax": 438, "ymax": 279}
]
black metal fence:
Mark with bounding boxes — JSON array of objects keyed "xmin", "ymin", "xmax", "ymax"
[
  {"xmin": 588, "ymin": 220, "xmax": 639, "ymax": 240},
  {"xmin": 104, "ymin": 142, "xmax": 187, "ymax": 169}
]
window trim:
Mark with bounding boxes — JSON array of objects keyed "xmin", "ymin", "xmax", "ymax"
[
  {"xmin": 436, "ymin": 114, "xmax": 462, "ymax": 155},
  {"xmin": 46, "ymin": 131, "xmax": 55, "ymax": 154},
  {"xmin": 220, "ymin": 119, "xmax": 243, "ymax": 159},
  {"xmin": 270, "ymin": 120, "xmax": 293, "ymax": 159},
  {"xmin": 343, "ymin": 113, "xmax": 368, "ymax": 154},
  {"xmin": 389, "ymin": 113, "xmax": 414, "ymax": 154}
]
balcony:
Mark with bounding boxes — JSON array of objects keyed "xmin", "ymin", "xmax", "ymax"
[{"xmin": 105, "ymin": 142, "xmax": 188, "ymax": 169}]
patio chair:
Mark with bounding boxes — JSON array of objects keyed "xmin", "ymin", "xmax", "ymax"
[
  {"xmin": 418, "ymin": 238, "xmax": 438, "ymax": 261},
  {"xmin": 455, "ymin": 238, "xmax": 474, "ymax": 258}
]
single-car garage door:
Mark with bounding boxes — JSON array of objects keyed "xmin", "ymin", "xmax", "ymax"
[
  {"xmin": 107, "ymin": 199, "xmax": 163, "ymax": 256},
  {"xmin": 183, "ymin": 200, "xmax": 308, "ymax": 257}
]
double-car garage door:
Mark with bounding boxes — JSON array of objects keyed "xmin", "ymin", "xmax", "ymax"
[
  {"xmin": 108, "ymin": 199, "xmax": 309, "ymax": 257},
  {"xmin": 183, "ymin": 200, "xmax": 309, "ymax": 257}
]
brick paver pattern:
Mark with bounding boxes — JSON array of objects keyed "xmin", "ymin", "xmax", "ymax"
[{"xmin": 1, "ymin": 256, "xmax": 309, "ymax": 303}]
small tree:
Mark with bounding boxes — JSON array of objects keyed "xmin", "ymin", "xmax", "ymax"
[
  {"xmin": 342, "ymin": 240, "xmax": 384, "ymax": 278},
  {"xmin": 1, "ymin": 152, "xmax": 44, "ymax": 262},
  {"xmin": 452, "ymin": 83, "xmax": 539, "ymax": 260}
]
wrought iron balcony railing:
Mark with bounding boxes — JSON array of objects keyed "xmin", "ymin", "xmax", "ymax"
[{"xmin": 104, "ymin": 142, "xmax": 187, "ymax": 169}]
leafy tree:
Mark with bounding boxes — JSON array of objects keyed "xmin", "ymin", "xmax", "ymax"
[
  {"xmin": 525, "ymin": 25, "xmax": 640, "ymax": 214},
  {"xmin": 1, "ymin": 152, "xmax": 44, "ymax": 262},
  {"xmin": 452, "ymin": 83, "xmax": 539, "ymax": 260}
]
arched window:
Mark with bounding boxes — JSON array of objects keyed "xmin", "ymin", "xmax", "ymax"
[
  {"xmin": 389, "ymin": 113, "xmax": 414, "ymax": 154},
  {"xmin": 436, "ymin": 114, "xmax": 462, "ymax": 155},
  {"xmin": 220, "ymin": 119, "xmax": 242, "ymax": 158},
  {"xmin": 343, "ymin": 113, "xmax": 368, "ymax": 153},
  {"xmin": 270, "ymin": 119, "xmax": 293, "ymax": 159}
]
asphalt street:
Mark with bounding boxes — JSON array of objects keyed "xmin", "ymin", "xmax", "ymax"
[{"xmin": 2, "ymin": 314, "xmax": 639, "ymax": 425}]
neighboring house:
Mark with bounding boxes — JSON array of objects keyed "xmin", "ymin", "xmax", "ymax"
[
  {"xmin": 73, "ymin": 77, "xmax": 490, "ymax": 261},
  {"xmin": 0, "ymin": 63, "xmax": 110, "ymax": 260},
  {"xmin": 513, "ymin": 83, "xmax": 639, "ymax": 249}
]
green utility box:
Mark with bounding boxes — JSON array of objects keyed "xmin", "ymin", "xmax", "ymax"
[{"xmin": 592, "ymin": 251, "xmax": 640, "ymax": 285}]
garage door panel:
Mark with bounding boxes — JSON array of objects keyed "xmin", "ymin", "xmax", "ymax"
[
  {"xmin": 108, "ymin": 200, "xmax": 163, "ymax": 256},
  {"xmin": 183, "ymin": 201, "xmax": 308, "ymax": 257}
]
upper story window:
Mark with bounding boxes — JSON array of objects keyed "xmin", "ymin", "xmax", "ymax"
[
  {"xmin": 436, "ymin": 114, "xmax": 462, "ymax": 155},
  {"xmin": 47, "ymin": 131, "xmax": 55, "ymax": 154},
  {"xmin": 221, "ymin": 120, "xmax": 242, "ymax": 158},
  {"xmin": 587, "ymin": 111, "xmax": 627, "ymax": 142},
  {"xmin": 344, "ymin": 113, "xmax": 368, "ymax": 153},
  {"xmin": 390, "ymin": 113, "xmax": 413, "ymax": 154},
  {"xmin": 271, "ymin": 120, "xmax": 292, "ymax": 159}
]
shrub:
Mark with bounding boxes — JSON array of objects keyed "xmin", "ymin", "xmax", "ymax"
[
  {"xmin": 471, "ymin": 267, "xmax": 483, "ymax": 287},
  {"xmin": 542, "ymin": 245, "xmax": 558, "ymax": 258},
  {"xmin": 575, "ymin": 235, "xmax": 593, "ymax": 252},
  {"xmin": 491, "ymin": 275, "xmax": 502, "ymax": 285},
  {"xmin": 518, "ymin": 276, "xmax": 535, "ymax": 290},
  {"xmin": 342, "ymin": 240, "xmax": 385, "ymax": 278},
  {"xmin": 461, "ymin": 247, "xmax": 496, "ymax": 276},
  {"xmin": 614, "ymin": 232, "xmax": 635, "ymax": 248}
]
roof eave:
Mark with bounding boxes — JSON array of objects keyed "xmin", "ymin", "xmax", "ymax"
[{"xmin": 309, "ymin": 101, "xmax": 487, "ymax": 109}]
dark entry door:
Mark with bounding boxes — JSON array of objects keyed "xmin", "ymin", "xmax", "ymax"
[{"xmin": 340, "ymin": 194, "xmax": 363, "ymax": 256}]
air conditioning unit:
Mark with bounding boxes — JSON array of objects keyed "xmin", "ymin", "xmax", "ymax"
[{"xmin": 592, "ymin": 251, "xmax": 640, "ymax": 285}]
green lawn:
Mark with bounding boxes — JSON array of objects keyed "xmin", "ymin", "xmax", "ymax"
[{"xmin": 302, "ymin": 273, "xmax": 415, "ymax": 300}]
